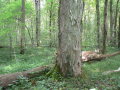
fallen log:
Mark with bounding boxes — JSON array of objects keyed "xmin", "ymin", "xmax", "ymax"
[
  {"xmin": 0, "ymin": 46, "xmax": 9, "ymax": 48},
  {"xmin": 82, "ymin": 51, "xmax": 120, "ymax": 62},
  {"xmin": 0, "ymin": 51, "xmax": 120, "ymax": 87},
  {"xmin": 102, "ymin": 67, "xmax": 120, "ymax": 75},
  {"xmin": 0, "ymin": 66, "xmax": 50, "ymax": 87}
]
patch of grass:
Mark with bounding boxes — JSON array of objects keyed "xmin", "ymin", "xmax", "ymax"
[
  {"xmin": 0, "ymin": 47, "xmax": 56, "ymax": 74},
  {"xmin": 0, "ymin": 47, "xmax": 120, "ymax": 89}
]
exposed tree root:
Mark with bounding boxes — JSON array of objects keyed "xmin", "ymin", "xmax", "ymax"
[{"xmin": 46, "ymin": 64, "xmax": 62, "ymax": 80}]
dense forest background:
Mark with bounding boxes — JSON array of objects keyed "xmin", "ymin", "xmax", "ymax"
[
  {"xmin": 0, "ymin": 0, "xmax": 120, "ymax": 52},
  {"xmin": 0, "ymin": 0, "xmax": 120, "ymax": 89}
]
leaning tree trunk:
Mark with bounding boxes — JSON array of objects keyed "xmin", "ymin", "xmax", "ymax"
[
  {"xmin": 56, "ymin": 0, "xmax": 83, "ymax": 77},
  {"xmin": 35, "ymin": 0, "xmax": 40, "ymax": 47},
  {"xmin": 20, "ymin": 0, "xmax": 25, "ymax": 54},
  {"xmin": 102, "ymin": 0, "xmax": 108, "ymax": 54}
]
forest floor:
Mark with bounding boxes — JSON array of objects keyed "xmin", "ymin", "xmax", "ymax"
[{"xmin": 0, "ymin": 47, "xmax": 120, "ymax": 90}]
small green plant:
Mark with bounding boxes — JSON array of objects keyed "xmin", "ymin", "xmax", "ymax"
[{"xmin": 9, "ymin": 75, "xmax": 32, "ymax": 89}]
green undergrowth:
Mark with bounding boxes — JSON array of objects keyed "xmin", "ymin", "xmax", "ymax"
[
  {"xmin": 0, "ymin": 47, "xmax": 120, "ymax": 89},
  {"xmin": 0, "ymin": 47, "xmax": 56, "ymax": 74}
]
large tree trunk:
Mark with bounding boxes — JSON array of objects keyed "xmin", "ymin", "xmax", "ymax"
[
  {"xmin": 56, "ymin": 0, "xmax": 83, "ymax": 77},
  {"xmin": 96, "ymin": 0, "xmax": 100, "ymax": 49},
  {"xmin": 35, "ymin": 0, "xmax": 41, "ymax": 47},
  {"xmin": 20, "ymin": 0, "xmax": 25, "ymax": 54},
  {"xmin": 102, "ymin": 0, "xmax": 108, "ymax": 54}
]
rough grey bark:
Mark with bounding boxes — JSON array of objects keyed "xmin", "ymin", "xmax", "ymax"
[
  {"xmin": 102, "ymin": 0, "xmax": 108, "ymax": 54},
  {"xmin": 96, "ymin": 0, "xmax": 100, "ymax": 49},
  {"xmin": 35, "ymin": 0, "xmax": 40, "ymax": 47},
  {"xmin": 56, "ymin": 0, "xmax": 83, "ymax": 77},
  {"xmin": 20, "ymin": 0, "xmax": 25, "ymax": 54}
]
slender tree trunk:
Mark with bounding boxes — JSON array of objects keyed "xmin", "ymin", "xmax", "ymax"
[
  {"xmin": 114, "ymin": 0, "xmax": 119, "ymax": 45},
  {"xmin": 31, "ymin": 18, "xmax": 34, "ymax": 46},
  {"xmin": 110, "ymin": 0, "xmax": 114, "ymax": 45},
  {"xmin": 118, "ymin": 15, "xmax": 120, "ymax": 48},
  {"xmin": 25, "ymin": 25, "xmax": 33, "ymax": 45},
  {"xmin": 114, "ymin": 0, "xmax": 119, "ymax": 29},
  {"xmin": 56, "ymin": 0, "xmax": 83, "ymax": 77},
  {"xmin": 96, "ymin": 0, "xmax": 100, "ymax": 49},
  {"xmin": 102, "ymin": 0, "xmax": 108, "ymax": 54},
  {"xmin": 9, "ymin": 32, "xmax": 12, "ymax": 59},
  {"xmin": 35, "ymin": 0, "xmax": 40, "ymax": 47},
  {"xmin": 46, "ymin": 2, "xmax": 48, "ymax": 31},
  {"xmin": 8, "ymin": 0, "xmax": 12, "ymax": 58},
  {"xmin": 49, "ymin": 1, "xmax": 53, "ymax": 47},
  {"xmin": 20, "ymin": 0, "xmax": 25, "ymax": 54}
]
